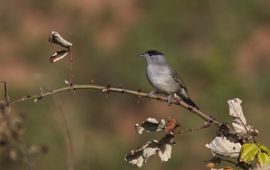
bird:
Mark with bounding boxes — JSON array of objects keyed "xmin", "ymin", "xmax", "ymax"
[{"xmin": 140, "ymin": 50, "xmax": 199, "ymax": 110}]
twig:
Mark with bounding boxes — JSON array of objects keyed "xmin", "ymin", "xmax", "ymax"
[
  {"xmin": 50, "ymin": 94, "xmax": 75, "ymax": 170},
  {"xmin": 68, "ymin": 48, "xmax": 73, "ymax": 84},
  {"xmin": 176, "ymin": 123, "xmax": 211, "ymax": 134},
  {"xmin": 1, "ymin": 81, "xmax": 9, "ymax": 104},
  {"xmin": 10, "ymin": 84, "xmax": 222, "ymax": 127}
]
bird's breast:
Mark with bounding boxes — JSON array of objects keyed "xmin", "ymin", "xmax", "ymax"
[{"xmin": 146, "ymin": 65, "xmax": 180, "ymax": 94}]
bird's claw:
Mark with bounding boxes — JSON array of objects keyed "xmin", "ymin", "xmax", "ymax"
[
  {"xmin": 167, "ymin": 95, "xmax": 173, "ymax": 105},
  {"xmin": 148, "ymin": 91, "xmax": 157, "ymax": 98}
]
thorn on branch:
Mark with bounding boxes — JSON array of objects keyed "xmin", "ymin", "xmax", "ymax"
[
  {"xmin": 187, "ymin": 106, "xmax": 192, "ymax": 111},
  {"xmin": 102, "ymin": 84, "xmax": 111, "ymax": 95},
  {"xmin": 34, "ymin": 96, "xmax": 43, "ymax": 103}
]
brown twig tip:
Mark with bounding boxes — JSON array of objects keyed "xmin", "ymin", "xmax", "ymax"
[
  {"xmin": 1, "ymin": 81, "xmax": 9, "ymax": 104},
  {"xmin": 34, "ymin": 97, "xmax": 43, "ymax": 102}
]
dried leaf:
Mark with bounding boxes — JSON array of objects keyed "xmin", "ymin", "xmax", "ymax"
[
  {"xmin": 206, "ymin": 158, "xmax": 234, "ymax": 170},
  {"xmin": 48, "ymin": 31, "xmax": 72, "ymax": 48},
  {"xmin": 135, "ymin": 118, "xmax": 166, "ymax": 134},
  {"xmin": 206, "ymin": 162, "xmax": 217, "ymax": 169},
  {"xmin": 227, "ymin": 98, "xmax": 257, "ymax": 135},
  {"xmin": 49, "ymin": 49, "xmax": 69, "ymax": 63},
  {"xmin": 125, "ymin": 134, "xmax": 175, "ymax": 167},
  {"xmin": 124, "ymin": 140, "xmax": 159, "ymax": 167},
  {"xmin": 125, "ymin": 150, "xmax": 144, "ymax": 167},
  {"xmin": 165, "ymin": 118, "xmax": 177, "ymax": 134},
  {"xmin": 158, "ymin": 134, "xmax": 175, "ymax": 161},
  {"xmin": 206, "ymin": 136, "xmax": 241, "ymax": 158}
]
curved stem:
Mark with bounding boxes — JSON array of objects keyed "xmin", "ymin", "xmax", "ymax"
[{"xmin": 10, "ymin": 84, "xmax": 222, "ymax": 127}]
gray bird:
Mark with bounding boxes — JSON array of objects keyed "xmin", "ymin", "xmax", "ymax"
[{"xmin": 141, "ymin": 50, "xmax": 199, "ymax": 109}]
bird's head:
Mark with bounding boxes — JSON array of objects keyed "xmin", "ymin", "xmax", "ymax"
[{"xmin": 140, "ymin": 50, "xmax": 167, "ymax": 65}]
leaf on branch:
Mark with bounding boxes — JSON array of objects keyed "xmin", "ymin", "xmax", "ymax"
[
  {"xmin": 258, "ymin": 152, "xmax": 270, "ymax": 167},
  {"xmin": 124, "ymin": 134, "xmax": 175, "ymax": 167},
  {"xmin": 227, "ymin": 98, "xmax": 258, "ymax": 135},
  {"xmin": 206, "ymin": 162, "xmax": 234, "ymax": 170},
  {"xmin": 239, "ymin": 143, "xmax": 260, "ymax": 164},
  {"xmin": 240, "ymin": 143, "xmax": 270, "ymax": 167},
  {"xmin": 258, "ymin": 144, "xmax": 270, "ymax": 155},
  {"xmin": 124, "ymin": 140, "xmax": 159, "ymax": 167},
  {"xmin": 135, "ymin": 117, "xmax": 166, "ymax": 134},
  {"xmin": 48, "ymin": 31, "xmax": 72, "ymax": 49},
  {"xmin": 205, "ymin": 136, "xmax": 241, "ymax": 158},
  {"xmin": 165, "ymin": 117, "xmax": 178, "ymax": 134},
  {"xmin": 49, "ymin": 49, "xmax": 69, "ymax": 63},
  {"xmin": 48, "ymin": 31, "xmax": 72, "ymax": 63},
  {"xmin": 158, "ymin": 134, "xmax": 175, "ymax": 161}
]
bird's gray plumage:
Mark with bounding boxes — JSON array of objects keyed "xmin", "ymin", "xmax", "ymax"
[{"xmin": 141, "ymin": 50, "xmax": 199, "ymax": 109}]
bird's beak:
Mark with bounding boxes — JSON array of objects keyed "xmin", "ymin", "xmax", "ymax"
[{"xmin": 140, "ymin": 53, "xmax": 145, "ymax": 57}]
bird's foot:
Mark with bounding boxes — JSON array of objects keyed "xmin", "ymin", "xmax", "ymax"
[
  {"xmin": 167, "ymin": 95, "xmax": 173, "ymax": 105},
  {"xmin": 148, "ymin": 91, "xmax": 157, "ymax": 98},
  {"xmin": 173, "ymin": 93, "xmax": 182, "ymax": 103}
]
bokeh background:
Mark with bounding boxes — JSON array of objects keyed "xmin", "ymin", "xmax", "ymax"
[{"xmin": 1, "ymin": 0, "xmax": 270, "ymax": 169}]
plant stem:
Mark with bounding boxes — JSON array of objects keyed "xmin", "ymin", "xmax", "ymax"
[{"xmin": 10, "ymin": 84, "xmax": 222, "ymax": 127}]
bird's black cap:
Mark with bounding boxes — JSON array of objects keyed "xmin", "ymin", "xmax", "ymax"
[{"xmin": 143, "ymin": 50, "xmax": 163, "ymax": 56}]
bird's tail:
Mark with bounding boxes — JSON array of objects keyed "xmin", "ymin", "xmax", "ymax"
[
  {"xmin": 181, "ymin": 97, "xmax": 199, "ymax": 110},
  {"xmin": 176, "ymin": 92, "xmax": 199, "ymax": 110}
]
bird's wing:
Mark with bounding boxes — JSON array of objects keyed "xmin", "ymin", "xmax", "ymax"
[{"xmin": 170, "ymin": 68, "xmax": 188, "ymax": 91}]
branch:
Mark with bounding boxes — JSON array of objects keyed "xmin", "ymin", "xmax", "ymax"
[
  {"xmin": 1, "ymin": 81, "xmax": 9, "ymax": 104},
  {"xmin": 10, "ymin": 84, "xmax": 222, "ymax": 127}
]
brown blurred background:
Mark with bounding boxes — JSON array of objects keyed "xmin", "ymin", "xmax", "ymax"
[{"xmin": 1, "ymin": 0, "xmax": 270, "ymax": 169}]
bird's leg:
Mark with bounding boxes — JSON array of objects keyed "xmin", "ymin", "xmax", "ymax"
[
  {"xmin": 148, "ymin": 91, "xmax": 158, "ymax": 98},
  {"xmin": 167, "ymin": 95, "xmax": 174, "ymax": 104},
  {"xmin": 173, "ymin": 93, "xmax": 182, "ymax": 103}
]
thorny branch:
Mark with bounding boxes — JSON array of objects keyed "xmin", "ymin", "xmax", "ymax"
[{"xmin": 9, "ymin": 84, "xmax": 222, "ymax": 127}]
